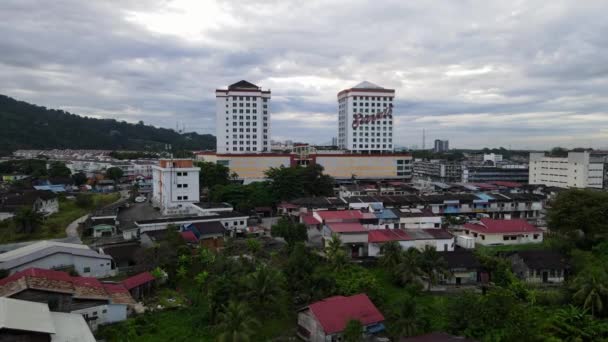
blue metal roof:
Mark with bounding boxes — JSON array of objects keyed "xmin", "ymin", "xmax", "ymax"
[
  {"xmin": 374, "ymin": 209, "xmax": 398, "ymax": 220},
  {"xmin": 474, "ymin": 193, "xmax": 495, "ymax": 202}
]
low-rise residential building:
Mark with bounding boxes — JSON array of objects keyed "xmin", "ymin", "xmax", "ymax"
[
  {"xmin": 438, "ymin": 250, "xmax": 486, "ymax": 286},
  {"xmin": 0, "ymin": 297, "xmax": 96, "ymax": 342},
  {"xmin": 367, "ymin": 229, "xmax": 454, "ymax": 257},
  {"xmin": 0, "ymin": 189, "xmax": 58, "ymax": 218},
  {"xmin": 181, "ymin": 221, "xmax": 227, "ymax": 250},
  {"xmin": 135, "ymin": 211, "xmax": 249, "ymax": 235},
  {"xmin": 151, "ymin": 159, "xmax": 201, "ymax": 215},
  {"xmin": 0, "ymin": 268, "xmax": 136, "ymax": 331},
  {"xmin": 0, "ymin": 241, "xmax": 116, "ymax": 277},
  {"xmin": 462, "ymin": 218, "xmax": 543, "ymax": 246},
  {"xmin": 297, "ymin": 294, "xmax": 385, "ymax": 342},
  {"xmin": 393, "ymin": 208, "xmax": 442, "ymax": 229},
  {"xmin": 529, "ymin": 151, "xmax": 604, "ymax": 189},
  {"xmin": 323, "ymin": 222, "xmax": 368, "ymax": 257},
  {"xmin": 121, "ymin": 272, "xmax": 155, "ymax": 301},
  {"xmin": 508, "ymin": 250, "xmax": 569, "ymax": 284}
]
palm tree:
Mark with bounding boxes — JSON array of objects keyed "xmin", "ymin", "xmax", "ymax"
[
  {"xmin": 216, "ymin": 301, "xmax": 259, "ymax": 342},
  {"xmin": 14, "ymin": 207, "xmax": 43, "ymax": 234},
  {"xmin": 245, "ymin": 265, "xmax": 284, "ymax": 313},
  {"xmin": 379, "ymin": 241, "xmax": 403, "ymax": 270},
  {"xmin": 389, "ymin": 296, "xmax": 419, "ymax": 338},
  {"xmin": 394, "ymin": 248, "xmax": 422, "ymax": 286},
  {"xmin": 572, "ymin": 269, "xmax": 608, "ymax": 317},
  {"xmin": 325, "ymin": 234, "xmax": 348, "ymax": 271},
  {"xmin": 419, "ymin": 245, "xmax": 448, "ymax": 291},
  {"xmin": 343, "ymin": 319, "xmax": 364, "ymax": 342}
]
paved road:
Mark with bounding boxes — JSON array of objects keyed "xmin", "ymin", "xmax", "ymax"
[
  {"xmin": 64, "ymin": 214, "xmax": 88, "ymax": 243},
  {"xmin": 64, "ymin": 190, "xmax": 130, "ymax": 244}
]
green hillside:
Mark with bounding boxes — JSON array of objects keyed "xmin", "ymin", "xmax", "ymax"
[{"xmin": 0, "ymin": 95, "xmax": 215, "ymax": 155}]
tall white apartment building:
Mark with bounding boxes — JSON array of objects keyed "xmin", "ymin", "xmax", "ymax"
[
  {"xmin": 337, "ymin": 81, "xmax": 395, "ymax": 153},
  {"xmin": 216, "ymin": 80, "xmax": 271, "ymax": 154},
  {"xmin": 529, "ymin": 152, "xmax": 604, "ymax": 188},
  {"xmin": 152, "ymin": 159, "xmax": 200, "ymax": 214}
]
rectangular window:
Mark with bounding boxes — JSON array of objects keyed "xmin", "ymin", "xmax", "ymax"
[{"xmin": 83, "ymin": 267, "xmax": 90, "ymax": 273}]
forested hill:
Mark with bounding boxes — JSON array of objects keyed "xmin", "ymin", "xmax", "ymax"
[{"xmin": 0, "ymin": 94, "xmax": 216, "ymax": 154}]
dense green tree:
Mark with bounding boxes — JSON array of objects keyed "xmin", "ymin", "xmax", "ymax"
[
  {"xmin": 284, "ymin": 243, "xmax": 316, "ymax": 303},
  {"xmin": 265, "ymin": 164, "xmax": 335, "ymax": 200},
  {"xmin": 270, "ymin": 217, "xmax": 308, "ymax": 249},
  {"xmin": 388, "ymin": 296, "xmax": 420, "ymax": 338},
  {"xmin": 195, "ymin": 161, "xmax": 231, "ymax": 189},
  {"xmin": 394, "ymin": 248, "xmax": 422, "ymax": 287},
  {"xmin": 379, "ymin": 241, "xmax": 403, "ymax": 270},
  {"xmin": 547, "ymin": 189, "xmax": 608, "ymax": 247},
  {"xmin": 48, "ymin": 161, "xmax": 71, "ymax": 177},
  {"xmin": 71, "ymin": 172, "xmax": 87, "ymax": 186},
  {"xmin": 325, "ymin": 234, "xmax": 348, "ymax": 271},
  {"xmin": 418, "ymin": 246, "xmax": 449, "ymax": 291},
  {"xmin": 0, "ymin": 159, "xmax": 47, "ymax": 176},
  {"xmin": 215, "ymin": 301, "xmax": 259, "ymax": 342},
  {"xmin": 343, "ymin": 319, "xmax": 364, "ymax": 342},
  {"xmin": 245, "ymin": 265, "xmax": 285, "ymax": 313},
  {"xmin": 210, "ymin": 182, "xmax": 274, "ymax": 212},
  {"xmin": 572, "ymin": 268, "xmax": 608, "ymax": 317},
  {"xmin": 13, "ymin": 207, "xmax": 43, "ymax": 234},
  {"xmin": 105, "ymin": 167, "xmax": 124, "ymax": 182},
  {"xmin": 547, "ymin": 305, "xmax": 608, "ymax": 341}
]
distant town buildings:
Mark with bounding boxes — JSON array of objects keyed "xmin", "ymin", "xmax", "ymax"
[
  {"xmin": 337, "ymin": 81, "xmax": 395, "ymax": 153},
  {"xmin": 413, "ymin": 160, "xmax": 463, "ymax": 182},
  {"xmin": 529, "ymin": 151, "xmax": 604, "ymax": 188},
  {"xmin": 215, "ymin": 80, "xmax": 271, "ymax": 154},
  {"xmin": 195, "ymin": 151, "xmax": 412, "ymax": 181},
  {"xmin": 434, "ymin": 139, "xmax": 449, "ymax": 153}
]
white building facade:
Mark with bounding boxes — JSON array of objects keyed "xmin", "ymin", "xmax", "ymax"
[
  {"xmin": 215, "ymin": 80, "xmax": 271, "ymax": 154},
  {"xmin": 337, "ymin": 81, "xmax": 395, "ymax": 153},
  {"xmin": 529, "ymin": 152, "xmax": 604, "ymax": 188},
  {"xmin": 151, "ymin": 159, "xmax": 200, "ymax": 215}
]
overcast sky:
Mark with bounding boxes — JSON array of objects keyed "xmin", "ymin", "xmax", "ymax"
[{"xmin": 1, "ymin": 0, "xmax": 608, "ymax": 149}]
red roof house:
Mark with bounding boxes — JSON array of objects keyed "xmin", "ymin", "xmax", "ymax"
[
  {"xmin": 297, "ymin": 294, "xmax": 385, "ymax": 340},
  {"xmin": 462, "ymin": 218, "xmax": 543, "ymax": 245},
  {"xmin": 313, "ymin": 210, "xmax": 364, "ymax": 223},
  {"xmin": 121, "ymin": 272, "xmax": 155, "ymax": 300}
]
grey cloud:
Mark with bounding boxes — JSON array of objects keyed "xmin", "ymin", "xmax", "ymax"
[{"xmin": 1, "ymin": 0, "xmax": 608, "ymax": 149}]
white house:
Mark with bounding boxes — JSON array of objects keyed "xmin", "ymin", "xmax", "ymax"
[
  {"xmin": 393, "ymin": 208, "xmax": 442, "ymax": 229},
  {"xmin": 368, "ymin": 229, "xmax": 454, "ymax": 257},
  {"xmin": 0, "ymin": 241, "xmax": 116, "ymax": 277},
  {"xmin": 322, "ymin": 222, "xmax": 368, "ymax": 258},
  {"xmin": 462, "ymin": 218, "xmax": 543, "ymax": 246},
  {"xmin": 151, "ymin": 159, "xmax": 200, "ymax": 215}
]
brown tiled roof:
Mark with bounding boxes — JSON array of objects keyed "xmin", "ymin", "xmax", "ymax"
[{"xmin": 0, "ymin": 268, "xmax": 136, "ymax": 305}]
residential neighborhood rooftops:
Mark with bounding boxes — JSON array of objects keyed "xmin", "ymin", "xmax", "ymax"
[
  {"xmin": 180, "ymin": 231, "xmax": 198, "ymax": 243},
  {"xmin": 438, "ymin": 250, "xmax": 481, "ymax": 269},
  {"xmin": 326, "ymin": 222, "xmax": 367, "ymax": 233},
  {"xmin": 463, "ymin": 218, "xmax": 542, "ymax": 234},
  {"xmin": 368, "ymin": 229, "xmax": 453, "ymax": 243},
  {"xmin": 315, "ymin": 210, "xmax": 364, "ymax": 221},
  {"xmin": 187, "ymin": 221, "xmax": 227, "ymax": 235},
  {"xmin": 0, "ymin": 268, "xmax": 137, "ymax": 305},
  {"xmin": 307, "ymin": 294, "xmax": 384, "ymax": 334},
  {"xmin": 301, "ymin": 214, "xmax": 321, "ymax": 225}
]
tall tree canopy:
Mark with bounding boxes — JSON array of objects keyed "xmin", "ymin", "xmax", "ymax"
[
  {"xmin": 195, "ymin": 161, "xmax": 231, "ymax": 189},
  {"xmin": 548, "ymin": 189, "xmax": 608, "ymax": 246},
  {"xmin": 265, "ymin": 164, "xmax": 334, "ymax": 200},
  {"xmin": 48, "ymin": 161, "xmax": 71, "ymax": 177}
]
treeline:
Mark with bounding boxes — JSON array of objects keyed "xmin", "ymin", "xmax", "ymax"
[
  {"xmin": 197, "ymin": 162, "xmax": 335, "ymax": 211},
  {"xmin": 0, "ymin": 94, "xmax": 216, "ymax": 155}
]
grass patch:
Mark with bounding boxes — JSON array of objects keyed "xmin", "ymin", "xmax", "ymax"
[{"xmin": 0, "ymin": 192, "xmax": 120, "ymax": 243}]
